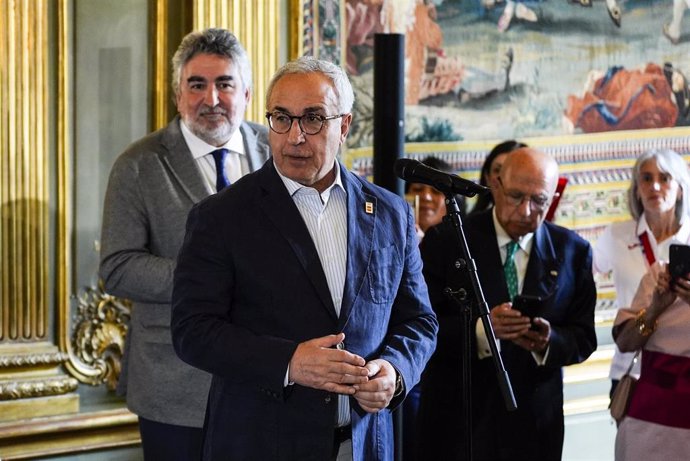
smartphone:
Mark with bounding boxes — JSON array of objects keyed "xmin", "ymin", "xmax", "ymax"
[
  {"xmin": 669, "ymin": 244, "xmax": 690, "ymax": 279},
  {"xmin": 512, "ymin": 294, "xmax": 543, "ymax": 330}
]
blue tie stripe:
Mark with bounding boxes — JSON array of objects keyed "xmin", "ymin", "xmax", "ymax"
[{"xmin": 211, "ymin": 148, "xmax": 231, "ymax": 192}]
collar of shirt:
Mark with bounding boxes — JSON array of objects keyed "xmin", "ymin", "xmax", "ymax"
[
  {"xmin": 492, "ymin": 207, "xmax": 534, "ymax": 255},
  {"xmin": 274, "ymin": 160, "xmax": 345, "ymax": 204},
  {"xmin": 636, "ymin": 211, "xmax": 690, "ymax": 259},
  {"xmin": 635, "ymin": 212, "xmax": 652, "ymax": 239},
  {"xmin": 179, "ymin": 119, "xmax": 245, "ymax": 158}
]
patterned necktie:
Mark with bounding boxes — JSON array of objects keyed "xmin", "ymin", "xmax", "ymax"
[
  {"xmin": 210, "ymin": 148, "xmax": 230, "ymax": 192},
  {"xmin": 504, "ymin": 240, "xmax": 519, "ymax": 300}
]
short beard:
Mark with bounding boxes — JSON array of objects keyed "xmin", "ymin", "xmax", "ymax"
[
  {"xmin": 184, "ymin": 115, "xmax": 233, "ymax": 146},
  {"xmin": 191, "ymin": 120, "xmax": 232, "ymax": 146}
]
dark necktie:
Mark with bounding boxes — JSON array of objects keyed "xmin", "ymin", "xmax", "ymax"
[
  {"xmin": 211, "ymin": 148, "xmax": 230, "ymax": 192},
  {"xmin": 504, "ymin": 240, "xmax": 519, "ymax": 300}
]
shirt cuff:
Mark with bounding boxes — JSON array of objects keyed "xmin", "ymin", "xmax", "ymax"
[
  {"xmin": 284, "ymin": 365, "xmax": 294, "ymax": 387},
  {"xmin": 476, "ymin": 318, "xmax": 499, "ymax": 359},
  {"xmin": 531, "ymin": 344, "xmax": 550, "ymax": 365}
]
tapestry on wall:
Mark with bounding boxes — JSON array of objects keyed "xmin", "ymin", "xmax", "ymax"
[{"xmin": 302, "ymin": 0, "xmax": 690, "ymax": 320}]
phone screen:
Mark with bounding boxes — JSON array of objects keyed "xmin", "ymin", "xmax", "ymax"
[
  {"xmin": 512, "ymin": 295, "xmax": 543, "ymax": 330},
  {"xmin": 669, "ymin": 244, "xmax": 690, "ymax": 279}
]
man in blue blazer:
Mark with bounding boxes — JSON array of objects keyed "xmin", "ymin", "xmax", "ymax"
[
  {"xmin": 171, "ymin": 56, "xmax": 438, "ymax": 461},
  {"xmin": 418, "ymin": 148, "xmax": 597, "ymax": 461}
]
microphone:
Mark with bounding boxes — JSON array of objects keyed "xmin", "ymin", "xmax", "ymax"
[{"xmin": 394, "ymin": 158, "xmax": 490, "ymax": 197}]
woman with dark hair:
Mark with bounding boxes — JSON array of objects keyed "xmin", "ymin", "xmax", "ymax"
[
  {"xmin": 470, "ymin": 140, "xmax": 527, "ymax": 216},
  {"xmin": 405, "ymin": 156, "xmax": 465, "ymax": 240}
]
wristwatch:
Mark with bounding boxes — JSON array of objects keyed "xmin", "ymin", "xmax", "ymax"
[{"xmin": 635, "ymin": 308, "xmax": 657, "ymax": 337}]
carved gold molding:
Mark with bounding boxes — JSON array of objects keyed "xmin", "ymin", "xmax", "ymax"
[
  {"xmin": 0, "ymin": 376, "xmax": 78, "ymax": 400},
  {"xmin": 54, "ymin": 0, "xmax": 120, "ymax": 389},
  {"xmin": 150, "ymin": 0, "xmax": 171, "ymax": 130},
  {"xmin": 0, "ymin": 0, "xmax": 50, "ymax": 342},
  {"xmin": 71, "ymin": 283, "xmax": 131, "ymax": 390},
  {"xmin": 55, "ymin": 0, "xmax": 86, "ymax": 385},
  {"xmin": 288, "ymin": 0, "xmax": 304, "ymax": 60},
  {"xmin": 51, "ymin": 0, "xmax": 129, "ymax": 389},
  {"xmin": 0, "ymin": 408, "xmax": 140, "ymax": 459},
  {"xmin": 0, "ymin": 352, "xmax": 70, "ymax": 368}
]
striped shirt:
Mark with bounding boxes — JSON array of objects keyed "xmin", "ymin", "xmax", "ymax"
[{"xmin": 275, "ymin": 161, "xmax": 350, "ymax": 427}]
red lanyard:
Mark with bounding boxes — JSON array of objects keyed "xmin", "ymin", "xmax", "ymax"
[{"xmin": 638, "ymin": 231, "xmax": 656, "ymax": 266}]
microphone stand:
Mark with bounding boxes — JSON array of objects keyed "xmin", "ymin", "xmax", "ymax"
[{"xmin": 442, "ymin": 194, "xmax": 517, "ymax": 461}]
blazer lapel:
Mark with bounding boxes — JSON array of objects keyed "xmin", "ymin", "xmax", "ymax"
[
  {"xmin": 159, "ymin": 117, "xmax": 209, "ymax": 203},
  {"xmin": 473, "ymin": 213, "xmax": 510, "ymax": 306},
  {"xmin": 257, "ymin": 162, "xmax": 337, "ymax": 320},
  {"xmin": 523, "ymin": 224, "xmax": 560, "ymax": 298},
  {"xmin": 339, "ymin": 166, "xmax": 375, "ymax": 330},
  {"xmin": 240, "ymin": 122, "xmax": 271, "ymax": 171}
]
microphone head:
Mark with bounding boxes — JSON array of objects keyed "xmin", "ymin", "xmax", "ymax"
[{"xmin": 393, "ymin": 158, "xmax": 419, "ymax": 180}]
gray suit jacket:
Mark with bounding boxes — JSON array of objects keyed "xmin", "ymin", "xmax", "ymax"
[{"xmin": 99, "ymin": 116, "xmax": 270, "ymax": 427}]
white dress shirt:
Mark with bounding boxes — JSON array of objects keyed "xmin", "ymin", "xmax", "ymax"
[
  {"xmin": 476, "ymin": 209, "xmax": 550, "ymax": 365},
  {"xmin": 593, "ymin": 213, "xmax": 690, "ymax": 379},
  {"xmin": 179, "ymin": 120, "xmax": 248, "ymax": 193}
]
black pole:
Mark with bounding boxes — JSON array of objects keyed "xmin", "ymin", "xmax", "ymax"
[
  {"xmin": 373, "ymin": 33, "xmax": 405, "ymax": 461},
  {"xmin": 373, "ymin": 33, "xmax": 405, "ymax": 196},
  {"xmin": 443, "ymin": 194, "xmax": 518, "ymax": 461}
]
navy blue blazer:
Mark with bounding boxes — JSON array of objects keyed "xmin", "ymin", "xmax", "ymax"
[
  {"xmin": 172, "ymin": 160, "xmax": 437, "ymax": 461},
  {"xmin": 418, "ymin": 209, "xmax": 596, "ymax": 461}
]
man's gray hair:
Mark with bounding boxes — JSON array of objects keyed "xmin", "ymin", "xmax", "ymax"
[
  {"xmin": 172, "ymin": 28, "xmax": 252, "ymax": 96},
  {"xmin": 628, "ymin": 148, "xmax": 690, "ymax": 223},
  {"xmin": 265, "ymin": 56, "xmax": 354, "ymax": 113}
]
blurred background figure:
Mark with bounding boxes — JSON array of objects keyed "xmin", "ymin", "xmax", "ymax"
[
  {"xmin": 664, "ymin": 0, "xmax": 688, "ymax": 44},
  {"xmin": 470, "ymin": 140, "xmax": 527, "ymax": 216},
  {"xmin": 594, "ymin": 149, "xmax": 690, "ymax": 399},
  {"xmin": 496, "ymin": 0, "xmax": 538, "ymax": 33},
  {"xmin": 401, "ymin": 155, "xmax": 463, "ymax": 461},
  {"xmin": 612, "ymin": 151, "xmax": 690, "ymax": 459},
  {"xmin": 418, "ymin": 147, "xmax": 597, "ymax": 461},
  {"xmin": 405, "ymin": 156, "xmax": 465, "ymax": 241}
]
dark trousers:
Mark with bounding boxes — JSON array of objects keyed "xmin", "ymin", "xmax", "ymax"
[
  {"xmin": 402, "ymin": 384, "xmax": 422, "ymax": 461},
  {"xmin": 138, "ymin": 416, "xmax": 203, "ymax": 461}
]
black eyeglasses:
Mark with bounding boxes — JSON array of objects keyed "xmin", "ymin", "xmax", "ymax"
[
  {"xmin": 497, "ymin": 177, "xmax": 556, "ymax": 212},
  {"xmin": 265, "ymin": 111, "xmax": 346, "ymax": 135}
]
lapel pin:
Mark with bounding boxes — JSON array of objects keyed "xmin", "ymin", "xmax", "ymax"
[
  {"xmin": 365, "ymin": 201, "xmax": 374, "ymax": 214},
  {"xmin": 550, "ymin": 270, "xmax": 558, "ymax": 276}
]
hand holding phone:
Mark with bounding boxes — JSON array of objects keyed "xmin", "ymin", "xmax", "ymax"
[{"xmin": 512, "ymin": 294, "xmax": 543, "ymax": 330}]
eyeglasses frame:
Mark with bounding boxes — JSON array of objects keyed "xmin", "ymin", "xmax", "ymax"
[
  {"xmin": 265, "ymin": 111, "xmax": 347, "ymax": 135},
  {"xmin": 496, "ymin": 176, "xmax": 559, "ymax": 213}
]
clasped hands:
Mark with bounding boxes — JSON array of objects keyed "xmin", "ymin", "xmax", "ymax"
[
  {"xmin": 288, "ymin": 332, "xmax": 397, "ymax": 413},
  {"xmin": 490, "ymin": 302, "xmax": 551, "ymax": 353}
]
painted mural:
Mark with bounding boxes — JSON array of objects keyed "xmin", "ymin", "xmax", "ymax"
[
  {"xmin": 342, "ymin": 0, "xmax": 690, "ymax": 147},
  {"xmin": 304, "ymin": 0, "xmax": 690, "ymax": 320}
]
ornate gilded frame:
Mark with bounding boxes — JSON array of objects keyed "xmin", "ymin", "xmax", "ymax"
[{"xmin": 0, "ymin": 0, "xmax": 282, "ymax": 457}]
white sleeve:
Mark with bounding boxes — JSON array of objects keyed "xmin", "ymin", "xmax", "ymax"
[
  {"xmin": 476, "ymin": 318, "xmax": 500, "ymax": 359},
  {"xmin": 592, "ymin": 224, "xmax": 614, "ymax": 275}
]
